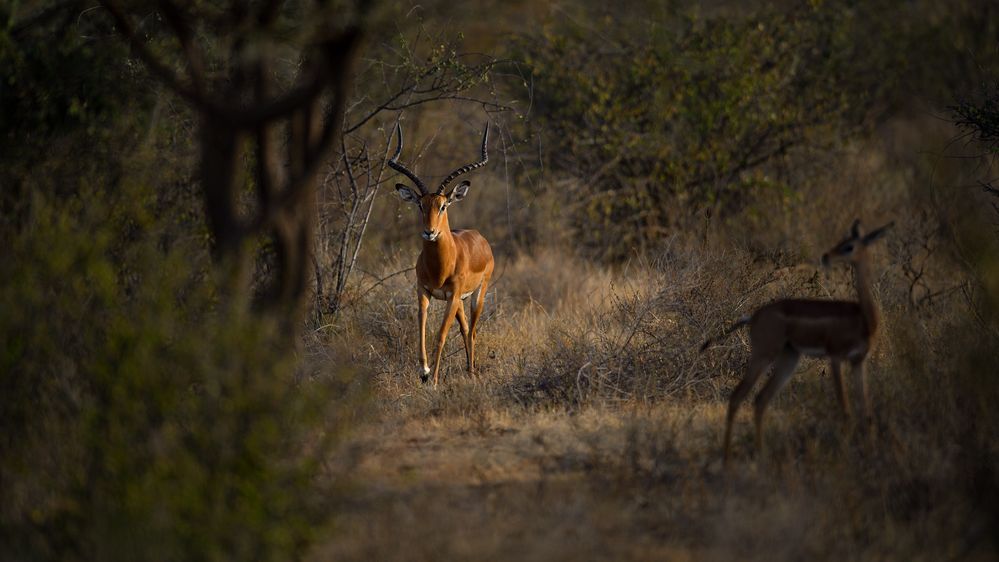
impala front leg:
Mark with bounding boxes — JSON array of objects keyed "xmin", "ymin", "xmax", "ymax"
[
  {"xmin": 455, "ymin": 301, "xmax": 472, "ymax": 373},
  {"xmin": 418, "ymin": 289, "xmax": 430, "ymax": 383},
  {"xmin": 851, "ymin": 358, "xmax": 874, "ymax": 435},
  {"xmin": 431, "ymin": 292, "xmax": 462, "ymax": 387},
  {"xmin": 830, "ymin": 359, "xmax": 851, "ymax": 419}
]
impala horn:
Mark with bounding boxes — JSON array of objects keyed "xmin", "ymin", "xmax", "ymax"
[
  {"xmin": 387, "ymin": 122, "xmax": 429, "ymax": 196},
  {"xmin": 437, "ymin": 122, "xmax": 490, "ymax": 195}
]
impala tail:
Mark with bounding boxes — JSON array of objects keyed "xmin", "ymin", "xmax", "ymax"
[{"xmin": 699, "ymin": 314, "xmax": 752, "ymax": 352}]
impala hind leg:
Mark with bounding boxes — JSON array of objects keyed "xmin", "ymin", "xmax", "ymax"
[
  {"xmin": 468, "ymin": 274, "xmax": 490, "ymax": 373},
  {"xmin": 431, "ymin": 293, "xmax": 462, "ymax": 387},
  {"xmin": 455, "ymin": 302, "xmax": 472, "ymax": 372},
  {"xmin": 753, "ymin": 347, "xmax": 801, "ymax": 455},
  {"xmin": 724, "ymin": 352, "xmax": 773, "ymax": 467},
  {"xmin": 418, "ymin": 290, "xmax": 430, "ymax": 383}
]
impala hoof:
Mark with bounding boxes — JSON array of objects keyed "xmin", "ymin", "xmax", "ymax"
[{"xmin": 420, "ymin": 366, "xmax": 430, "ymax": 384}]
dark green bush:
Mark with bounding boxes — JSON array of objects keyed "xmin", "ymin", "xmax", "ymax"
[
  {"xmin": 0, "ymin": 178, "xmax": 353, "ymax": 561},
  {"xmin": 514, "ymin": 0, "xmax": 998, "ymax": 259},
  {"xmin": 1, "ymin": 6, "xmax": 355, "ymax": 558},
  {"xmin": 517, "ymin": 3, "xmax": 889, "ymax": 257}
]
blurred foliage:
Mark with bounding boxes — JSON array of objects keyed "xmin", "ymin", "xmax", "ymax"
[
  {"xmin": 515, "ymin": 0, "xmax": 999, "ymax": 259},
  {"xmin": 1, "ymin": 3, "xmax": 357, "ymax": 560},
  {"xmin": 0, "ymin": 179, "xmax": 352, "ymax": 561},
  {"xmin": 1, "ymin": 1, "xmax": 134, "ymax": 150},
  {"xmin": 0, "ymin": 0, "xmax": 147, "ymax": 225}
]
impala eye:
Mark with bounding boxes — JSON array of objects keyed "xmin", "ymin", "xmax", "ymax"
[
  {"xmin": 440, "ymin": 204, "xmax": 446, "ymax": 212},
  {"xmin": 842, "ymin": 243, "xmax": 854, "ymax": 253}
]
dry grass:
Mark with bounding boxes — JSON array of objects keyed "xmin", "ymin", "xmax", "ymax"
[{"xmin": 300, "ymin": 123, "xmax": 999, "ymax": 561}]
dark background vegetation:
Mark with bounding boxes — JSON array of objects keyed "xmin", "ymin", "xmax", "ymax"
[{"xmin": 2, "ymin": 0, "xmax": 999, "ymax": 560}]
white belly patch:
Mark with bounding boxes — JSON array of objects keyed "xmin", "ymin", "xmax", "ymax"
[
  {"xmin": 796, "ymin": 346, "xmax": 828, "ymax": 358},
  {"xmin": 426, "ymin": 287, "xmax": 475, "ymax": 301}
]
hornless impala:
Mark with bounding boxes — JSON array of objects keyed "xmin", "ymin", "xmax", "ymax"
[
  {"xmin": 389, "ymin": 122, "xmax": 495, "ymax": 386},
  {"xmin": 701, "ymin": 220, "xmax": 894, "ymax": 465}
]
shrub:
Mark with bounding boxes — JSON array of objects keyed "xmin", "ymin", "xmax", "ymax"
[{"xmin": 0, "ymin": 180, "xmax": 354, "ymax": 561}]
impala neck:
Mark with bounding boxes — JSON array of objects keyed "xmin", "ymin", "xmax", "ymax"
[
  {"xmin": 853, "ymin": 253, "xmax": 879, "ymax": 335},
  {"xmin": 423, "ymin": 211, "xmax": 457, "ymax": 280}
]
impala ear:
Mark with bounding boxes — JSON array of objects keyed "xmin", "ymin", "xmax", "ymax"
[
  {"xmin": 862, "ymin": 221, "xmax": 894, "ymax": 245},
  {"xmin": 449, "ymin": 180, "xmax": 471, "ymax": 203},
  {"xmin": 850, "ymin": 219, "xmax": 862, "ymax": 239},
  {"xmin": 396, "ymin": 183, "xmax": 420, "ymax": 205}
]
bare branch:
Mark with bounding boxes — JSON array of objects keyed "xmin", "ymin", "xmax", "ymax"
[
  {"xmin": 356, "ymin": 267, "xmax": 416, "ymax": 302},
  {"xmin": 157, "ymin": 0, "xmax": 207, "ymax": 95},
  {"xmin": 980, "ymin": 180, "xmax": 999, "ymax": 198},
  {"xmin": 344, "ymin": 59, "xmax": 510, "ymax": 134},
  {"xmin": 269, "ymin": 28, "xmax": 362, "ymax": 221},
  {"xmin": 99, "ymin": 0, "xmax": 219, "ymax": 114},
  {"xmin": 11, "ymin": 0, "xmax": 85, "ymax": 38}
]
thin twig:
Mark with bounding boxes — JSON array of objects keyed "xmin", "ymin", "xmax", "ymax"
[{"xmin": 357, "ymin": 267, "xmax": 416, "ymax": 301}]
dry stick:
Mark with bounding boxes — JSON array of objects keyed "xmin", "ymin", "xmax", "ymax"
[
  {"xmin": 332, "ymin": 140, "xmax": 361, "ymax": 310},
  {"xmin": 979, "ymin": 180, "xmax": 999, "ymax": 198},
  {"xmin": 312, "ymin": 251, "xmax": 324, "ymax": 327},
  {"xmin": 575, "ymin": 361, "xmax": 593, "ymax": 405},
  {"xmin": 356, "ymin": 267, "xmax": 417, "ymax": 302},
  {"xmin": 343, "ymin": 131, "xmax": 394, "ymax": 301},
  {"xmin": 611, "ymin": 296, "xmax": 655, "ymax": 361},
  {"xmin": 327, "ymin": 117, "xmax": 398, "ymax": 315},
  {"xmin": 918, "ymin": 281, "xmax": 969, "ymax": 307},
  {"xmin": 311, "ymin": 167, "xmax": 337, "ymax": 317}
]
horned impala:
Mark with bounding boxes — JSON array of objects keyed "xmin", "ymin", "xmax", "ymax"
[
  {"xmin": 701, "ymin": 220, "xmax": 894, "ymax": 465},
  {"xmin": 389, "ymin": 122, "xmax": 495, "ymax": 386}
]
